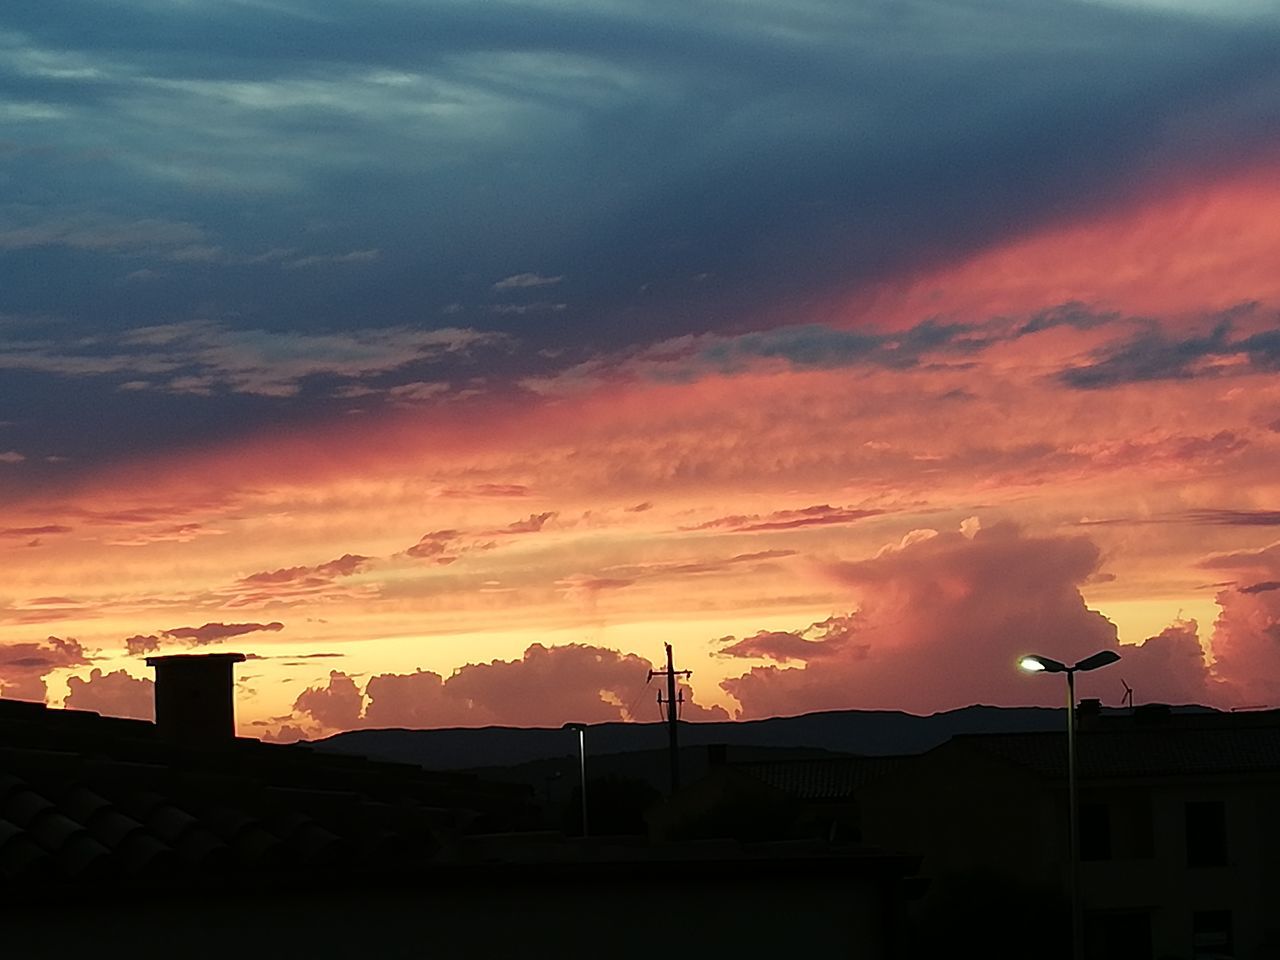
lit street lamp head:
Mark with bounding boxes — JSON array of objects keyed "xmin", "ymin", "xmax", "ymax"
[
  {"xmin": 1019, "ymin": 651, "xmax": 1121, "ymax": 675},
  {"xmin": 1020, "ymin": 654, "xmax": 1067, "ymax": 673}
]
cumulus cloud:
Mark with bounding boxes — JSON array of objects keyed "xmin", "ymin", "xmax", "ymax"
[
  {"xmin": 0, "ymin": 636, "xmax": 88, "ymax": 701},
  {"xmin": 719, "ymin": 523, "xmax": 1237, "ymax": 717},
  {"xmin": 64, "ymin": 669, "xmax": 155, "ymax": 720},
  {"xmin": 290, "ymin": 643, "xmax": 728, "ymax": 733},
  {"xmin": 1202, "ymin": 541, "xmax": 1280, "ymax": 704},
  {"xmin": 1111, "ymin": 621, "xmax": 1224, "ymax": 706},
  {"xmin": 293, "ymin": 670, "xmax": 364, "ymax": 730}
]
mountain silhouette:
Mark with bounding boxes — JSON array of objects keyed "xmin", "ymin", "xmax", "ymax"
[{"xmin": 310, "ymin": 703, "xmax": 1195, "ymax": 770}]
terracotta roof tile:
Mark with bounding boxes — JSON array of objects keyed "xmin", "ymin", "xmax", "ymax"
[{"xmin": 0, "ymin": 697, "xmax": 537, "ymax": 891}]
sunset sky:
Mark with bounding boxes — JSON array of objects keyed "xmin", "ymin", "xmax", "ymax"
[{"xmin": 2, "ymin": 0, "xmax": 1279, "ymax": 741}]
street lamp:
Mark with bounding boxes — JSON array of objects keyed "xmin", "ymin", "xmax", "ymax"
[
  {"xmin": 1020, "ymin": 649, "xmax": 1120, "ymax": 960},
  {"xmin": 561, "ymin": 722, "xmax": 589, "ymax": 838}
]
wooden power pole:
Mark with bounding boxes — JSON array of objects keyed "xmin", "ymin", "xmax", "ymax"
[{"xmin": 649, "ymin": 643, "xmax": 691, "ymax": 794}]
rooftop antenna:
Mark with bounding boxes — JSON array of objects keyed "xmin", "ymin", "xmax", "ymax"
[{"xmin": 1120, "ymin": 678, "xmax": 1134, "ymax": 710}]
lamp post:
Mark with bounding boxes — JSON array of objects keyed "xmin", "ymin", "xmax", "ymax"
[
  {"xmin": 1019, "ymin": 650, "xmax": 1120, "ymax": 960},
  {"xmin": 561, "ymin": 722, "xmax": 589, "ymax": 838}
]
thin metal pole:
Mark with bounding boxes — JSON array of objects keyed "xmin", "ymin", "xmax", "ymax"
[
  {"xmin": 578, "ymin": 726, "xmax": 589, "ymax": 838},
  {"xmin": 1067, "ymin": 669, "xmax": 1082, "ymax": 960},
  {"xmin": 665, "ymin": 642, "xmax": 680, "ymax": 792}
]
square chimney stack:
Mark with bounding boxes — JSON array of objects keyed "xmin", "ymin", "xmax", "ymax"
[{"xmin": 145, "ymin": 653, "xmax": 247, "ymax": 743}]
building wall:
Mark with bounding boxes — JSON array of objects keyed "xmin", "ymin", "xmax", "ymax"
[
  {"xmin": 3, "ymin": 866, "xmax": 901, "ymax": 960},
  {"xmin": 858, "ymin": 747, "xmax": 1069, "ymax": 959},
  {"xmin": 860, "ymin": 745, "xmax": 1280, "ymax": 960},
  {"xmin": 1082, "ymin": 776, "xmax": 1280, "ymax": 959}
]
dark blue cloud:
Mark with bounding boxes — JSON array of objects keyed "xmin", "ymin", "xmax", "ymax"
[
  {"xmin": 2, "ymin": 0, "xmax": 1279, "ymax": 477},
  {"xmin": 1059, "ymin": 307, "xmax": 1280, "ymax": 388}
]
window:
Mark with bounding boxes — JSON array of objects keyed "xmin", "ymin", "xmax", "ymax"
[
  {"xmin": 1122, "ymin": 793, "xmax": 1154, "ymax": 858},
  {"xmin": 1192, "ymin": 910, "xmax": 1233, "ymax": 959},
  {"xmin": 1185, "ymin": 801, "xmax": 1228, "ymax": 867},
  {"xmin": 1080, "ymin": 801, "xmax": 1111, "ymax": 861}
]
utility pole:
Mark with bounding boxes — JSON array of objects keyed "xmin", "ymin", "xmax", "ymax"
[{"xmin": 648, "ymin": 643, "xmax": 691, "ymax": 794}]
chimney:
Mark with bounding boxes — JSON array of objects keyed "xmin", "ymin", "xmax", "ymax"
[{"xmin": 145, "ymin": 653, "xmax": 247, "ymax": 743}]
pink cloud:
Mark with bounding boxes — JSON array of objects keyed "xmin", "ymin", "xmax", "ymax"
[
  {"xmin": 719, "ymin": 523, "xmax": 1235, "ymax": 717},
  {"xmin": 293, "ymin": 670, "xmax": 364, "ymax": 729},
  {"xmin": 405, "ymin": 529, "xmax": 462, "ymax": 560},
  {"xmin": 438, "ymin": 484, "xmax": 530, "ymax": 499},
  {"xmin": 0, "ymin": 636, "xmax": 89, "ymax": 701},
  {"xmin": 719, "ymin": 617, "xmax": 864, "ymax": 664},
  {"xmin": 64, "ymin": 668, "xmax": 154, "ymax": 720},
  {"xmin": 688, "ymin": 504, "xmax": 883, "ymax": 533},
  {"xmin": 0, "ymin": 524, "xmax": 72, "ymax": 538},
  {"xmin": 237, "ymin": 553, "xmax": 370, "ymax": 587},
  {"xmin": 490, "ymin": 511, "xmax": 556, "ymax": 535},
  {"xmin": 161, "ymin": 620, "xmax": 284, "ymax": 646},
  {"xmin": 125, "ymin": 633, "xmax": 161, "ymax": 655},
  {"xmin": 1203, "ymin": 541, "xmax": 1280, "ymax": 705},
  {"xmin": 1113, "ymin": 621, "xmax": 1224, "ymax": 707},
  {"xmin": 291, "ymin": 643, "xmax": 728, "ymax": 733},
  {"xmin": 556, "ymin": 575, "xmax": 637, "ymax": 600},
  {"xmin": 401, "ymin": 513, "xmax": 556, "ymax": 566},
  {"xmin": 598, "ymin": 549, "xmax": 798, "ymax": 583}
]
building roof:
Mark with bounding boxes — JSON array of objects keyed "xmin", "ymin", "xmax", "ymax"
[
  {"xmin": 733, "ymin": 755, "xmax": 913, "ymax": 800},
  {"xmin": 0, "ymin": 697, "xmax": 535, "ymax": 892},
  {"xmin": 949, "ymin": 710, "xmax": 1280, "ymax": 780}
]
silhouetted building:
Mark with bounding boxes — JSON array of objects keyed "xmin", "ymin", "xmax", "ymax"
[
  {"xmin": 0, "ymin": 661, "xmax": 923, "ymax": 958},
  {"xmin": 649, "ymin": 747, "xmax": 911, "ymax": 843},
  {"xmin": 857, "ymin": 707, "xmax": 1280, "ymax": 960}
]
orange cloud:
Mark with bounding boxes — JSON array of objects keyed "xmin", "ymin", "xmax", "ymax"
[
  {"xmin": 848, "ymin": 161, "xmax": 1280, "ymax": 328},
  {"xmin": 291, "ymin": 643, "xmax": 729, "ymax": 734},
  {"xmin": 64, "ymin": 668, "xmax": 154, "ymax": 720}
]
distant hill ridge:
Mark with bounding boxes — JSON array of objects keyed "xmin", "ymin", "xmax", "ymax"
[{"xmin": 311, "ymin": 704, "xmax": 1193, "ymax": 770}]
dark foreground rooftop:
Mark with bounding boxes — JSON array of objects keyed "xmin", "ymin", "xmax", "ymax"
[{"xmin": 0, "ymin": 697, "xmax": 535, "ymax": 892}]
